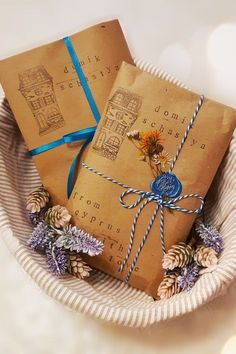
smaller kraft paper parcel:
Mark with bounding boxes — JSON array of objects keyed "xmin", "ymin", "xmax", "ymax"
[{"xmin": 0, "ymin": 20, "xmax": 133, "ymax": 205}]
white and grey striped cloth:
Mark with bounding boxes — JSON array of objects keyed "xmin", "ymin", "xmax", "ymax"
[{"xmin": 0, "ymin": 59, "xmax": 235, "ymax": 327}]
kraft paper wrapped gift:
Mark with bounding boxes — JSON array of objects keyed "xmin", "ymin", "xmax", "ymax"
[
  {"xmin": 0, "ymin": 20, "xmax": 133, "ymax": 205},
  {"xmin": 67, "ymin": 62, "xmax": 236, "ymax": 298}
]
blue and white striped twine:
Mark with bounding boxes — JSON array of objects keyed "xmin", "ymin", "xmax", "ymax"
[{"xmin": 82, "ymin": 95, "xmax": 205, "ymax": 283}]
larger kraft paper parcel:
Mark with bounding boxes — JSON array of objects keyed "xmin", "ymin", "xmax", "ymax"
[
  {"xmin": 0, "ymin": 20, "xmax": 133, "ymax": 205},
  {"xmin": 67, "ymin": 62, "xmax": 236, "ymax": 298}
]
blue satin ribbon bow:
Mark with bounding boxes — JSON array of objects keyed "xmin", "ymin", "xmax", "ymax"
[{"xmin": 29, "ymin": 36, "xmax": 100, "ymax": 198}]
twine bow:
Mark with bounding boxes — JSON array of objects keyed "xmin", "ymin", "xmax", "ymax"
[
  {"xmin": 81, "ymin": 162, "xmax": 204, "ymax": 283},
  {"xmin": 118, "ymin": 188, "xmax": 204, "ymax": 283}
]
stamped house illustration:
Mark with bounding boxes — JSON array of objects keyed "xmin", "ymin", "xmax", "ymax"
[
  {"xmin": 19, "ymin": 65, "xmax": 65, "ymax": 135},
  {"xmin": 92, "ymin": 88, "xmax": 142, "ymax": 160}
]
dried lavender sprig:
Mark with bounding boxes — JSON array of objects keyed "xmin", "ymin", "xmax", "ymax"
[
  {"xmin": 177, "ymin": 261, "xmax": 200, "ymax": 291},
  {"xmin": 46, "ymin": 243, "xmax": 68, "ymax": 276},
  {"xmin": 195, "ymin": 221, "xmax": 224, "ymax": 254},
  {"xmin": 55, "ymin": 225, "xmax": 103, "ymax": 256},
  {"xmin": 28, "ymin": 221, "xmax": 50, "ymax": 252},
  {"xmin": 27, "ymin": 207, "xmax": 46, "ymax": 226},
  {"xmin": 76, "ymin": 232, "xmax": 103, "ymax": 256}
]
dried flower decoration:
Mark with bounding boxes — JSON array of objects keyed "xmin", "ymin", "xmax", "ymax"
[
  {"xmin": 28, "ymin": 221, "xmax": 50, "ymax": 252},
  {"xmin": 139, "ymin": 130, "xmax": 163, "ymax": 155},
  {"xmin": 195, "ymin": 221, "xmax": 223, "ymax": 254},
  {"xmin": 151, "ymin": 150, "xmax": 172, "ymax": 169},
  {"xmin": 177, "ymin": 262, "xmax": 199, "ymax": 291},
  {"xmin": 46, "ymin": 244, "xmax": 68, "ymax": 276},
  {"xmin": 28, "ymin": 208, "xmax": 46, "ymax": 226},
  {"xmin": 26, "ymin": 187, "xmax": 103, "ymax": 279},
  {"xmin": 127, "ymin": 129, "xmax": 171, "ymax": 177},
  {"xmin": 55, "ymin": 225, "xmax": 103, "ymax": 256}
]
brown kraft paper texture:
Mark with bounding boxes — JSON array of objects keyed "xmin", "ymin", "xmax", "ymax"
[
  {"xmin": 69, "ymin": 62, "xmax": 236, "ymax": 298},
  {"xmin": 0, "ymin": 20, "xmax": 133, "ymax": 205}
]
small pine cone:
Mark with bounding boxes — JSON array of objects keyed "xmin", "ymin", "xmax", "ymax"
[
  {"xmin": 157, "ymin": 272, "xmax": 180, "ymax": 299},
  {"xmin": 26, "ymin": 186, "xmax": 50, "ymax": 213},
  {"xmin": 194, "ymin": 245, "xmax": 218, "ymax": 268},
  {"xmin": 44, "ymin": 205, "xmax": 71, "ymax": 228},
  {"xmin": 67, "ymin": 252, "xmax": 92, "ymax": 279},
  {"xmin": 162, "ymin": 242, "xmax": 194, "ymax": 270}
]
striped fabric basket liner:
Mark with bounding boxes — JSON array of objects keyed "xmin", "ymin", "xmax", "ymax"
[{"xmin": 0, "ymin": 59, "xmax": 235, "ymax": 328}]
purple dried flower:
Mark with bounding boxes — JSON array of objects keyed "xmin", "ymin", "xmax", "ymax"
[
  {"xmin": 177, "ymin": 262, "xmax": 199, "ymax": 291},
  {"xmin": 55, "ymin": 225, "xmax": 103, "ymax": 256},
  {"xmin": 77, "ymin": 232, "xmax": 103, "ymax": 256},
  {"xmin": 195, "ymin": 221, "xmax": 224, "ymax": 254},
  {"xmin": 27, "ymin": 208, "xmax": 46, "ymax": 226},
  {"xmin": 46, "ymin": 244, "xmax": 67, "ymax": 276},
  {"xmin": 28, "ymin": 221, "xmax": 49, "ymax": 251}
]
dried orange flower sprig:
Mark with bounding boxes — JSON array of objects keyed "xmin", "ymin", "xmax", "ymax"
[{"xmin": 127, "ymin": 130, "xmax": 171, "ymax": 176}]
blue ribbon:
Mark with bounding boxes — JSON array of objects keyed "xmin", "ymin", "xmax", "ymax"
[
  {"xmin": 29, "ymin": 36, "xmax": 100, "ymax": 198},
  {"xmin": 66, "ymin": 133, "xmax": 94, "ymax": 199},
  {"xmin": 63, "ymin": 36, "xmax": 100, "ymax": 124},
  {"xmin": 28, "ymin": 126, "xmax": 97, "ymax": 156}
]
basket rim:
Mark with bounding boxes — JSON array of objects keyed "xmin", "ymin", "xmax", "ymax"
[{"xmin": 2, "ymin": 221, "xmax": 236, "ymax": 327}]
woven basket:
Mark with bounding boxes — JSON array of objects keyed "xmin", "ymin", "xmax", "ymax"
[{"xmin": 0, "ymin": 59, "xmax": 235, "ymax": 328}]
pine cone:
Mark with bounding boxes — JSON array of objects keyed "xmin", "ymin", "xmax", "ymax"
[
  {"xmin": 44, "ymin": 205, "xmax": 71, "ymax": 228},
  {"xmin": 67, "ymin": 252, "xmax": 92, "ymax": 279},
  {"xmin": 26, "ymin": 186, "xmax": 50, "ymax": 213},
  {"xmin": 162, "ymin": 242, "xmax": 194, "ymax": 270},
  {"xmin": 157, "ymin": 272, "xmax": 180, "ymax": 299},
  {"xmin": 194, "ymin": 245, "xmax": 218, "ymax": 268}
]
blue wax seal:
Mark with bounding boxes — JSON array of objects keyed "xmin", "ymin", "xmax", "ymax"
[{"xmin": 150, "ymin": 172, "xmax": 182, "ymax": 198}]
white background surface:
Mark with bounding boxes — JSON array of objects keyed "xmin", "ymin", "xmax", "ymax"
[{"xmin": 0, "ymin": 1, "xmax": 236, "ymax": 353}]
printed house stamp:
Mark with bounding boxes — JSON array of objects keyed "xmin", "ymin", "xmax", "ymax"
[
  {"xmin": 19, "ymin": 65, "xmax": 65, "ymax": 135},
  {"xmin": 92, "ymin": 88, "xmax": 142, "ymax": 160}
]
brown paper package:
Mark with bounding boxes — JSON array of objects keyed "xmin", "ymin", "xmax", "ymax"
[
  {"xmin": 67, "ymin": 62, "xmax": 236, "ymax": 298},
  {"xmin": 0, "ymin": 20, "xmax": 133, "ymax": 205}
]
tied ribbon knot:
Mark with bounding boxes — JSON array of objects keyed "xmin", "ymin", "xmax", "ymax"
[
  {"xmin": 81, "ymin": 162, "xmax": 205, "ymax": 284},
  {"xmin": 118, "ymin": 188, "xmax": 204, "ymax": 283}
]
